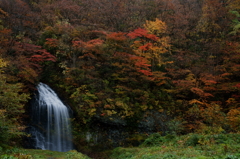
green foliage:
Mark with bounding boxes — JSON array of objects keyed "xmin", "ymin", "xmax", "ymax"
[
  {"xmin": 166, "ymin": 118, "xmax": 185, "ymax": 135},
  {"xmin": 0, "ymin": 149, "xmax": 90, "ymax": 159},
  {"xmin": 0, "ymin": 111, "xmax": 11, "ymax": 147},
  {"xmin": 225, "ymin": 155, "xmax": 240, "ymax": 159},
  {"xmin": 0, "ymin": 79, "xmax": 29, "ymax": 118},
  {"xmin": 141, "ymin": 133, "xmax": 176, "ymax": 147},
  {"xmin": 126, "ymin": 134, "xmax": 147, "ymax": 147},
  {"xmin": 111, "ymin": 133, "xmax": 240, "ymax": 159},
  {"xmin": 140, "ymin": 133, "xmax": 164, "ymax": 147},
  {"xmin": 229, "ymin": 11, "xmax": 240, "ymax": 35},
  {"xmin": 0, "ymin": 59, "xmax": 29, "ymax": 147},
  {"xmin": 0, "ymin": 154, "xmax": 17, "ymax": 159},
  {"xmin": 66, "ymin": 150, "xmax": 91, "ymax": 159},
  {"xmin": 185, "ymin": 133, "xmax": 201, "ymax": 146}
]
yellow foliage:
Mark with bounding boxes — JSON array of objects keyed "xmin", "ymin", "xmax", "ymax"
[
  {"xmin": 195, "ymin": 0, "xmax": 224, "ymax": 41},
  {"xmin": 130, "ymin": 18, "xmax": 171, "ymax": 68},
  {"xmin": 105, "ymin": 110, "xmax": 117, "ymax": 116},
  {"xmin": 0, "ymin": 109, "xmax": 6, "ymax": 118},
  {"xmin": 115, "ymin": 101, "xmax": 127, "ymax": 109},
  {"xmin": 227, "ymin": 108, "xmax": 240, "ymax": 132},
  {"xmin": 88, "ymin": 108, "xmax": 96, "ymax": 116},
  {"xmin": 144, "ymin": 18, "xmax": 167, "ymax": 37},
  {"xmin": 0, "ymin": 58, "xmax": 7, "ymax": 68},
  {"xmin": 140, "ymin": 105, "xmax": 148, "ymax": 111},
  {"xmin": 189, "ymin": 99, "xmax": 205, "ymax": 105},
  {"xmin": 228, "ymin": 0, "xmax": 240, "ymax": 11},
  {"xmin": 226, "ymin": 98, "xmax": 237, "ymax": 106},
  {"xmin": 123, "ymin": 110, "xmax": 134, "ymax": 117},
  {"xmin": 144, "ymin": 18, "xmax": 171, "ymax": 66},
  {"xmin": 197, "ymin": 123, "xmax": 224, "ymax": 135},
  {"xmin": 185, "ymin": 73, "xmax": 196, "ymax": 83},
  {"xmin": 148, "ymin": 36, "xmax": 171, "ymax": 66},
  {"xmin": 0, "ymin": 57, "xmax": 8, "ymax": 85},
  {"xmin": 201, "ymin": 104, "xmax": 226, "ymax": 127}
]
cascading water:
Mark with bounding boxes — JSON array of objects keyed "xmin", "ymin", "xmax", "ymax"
[{"xmin": 30, "ymin": 82, "xmax": 73, "ymax": 152}]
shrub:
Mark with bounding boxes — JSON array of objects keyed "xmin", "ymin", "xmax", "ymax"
[
  {"xmin": 225, "ymin": 155, "xmax": 240, "ymax": 159},
  {"xmin": 166, "ymin": 118, "xmax": 185, "ymax": 135},
  {"xmin": 141, "ymin": 133, "xmax": 164, "ymax": 147},
  {"xmin": 185, "ymin": 134, "xmax": 201, "ymax": 146},
  {"xmin": 0, "ymin": 154, "xmax": 17, "ymax": 159}
]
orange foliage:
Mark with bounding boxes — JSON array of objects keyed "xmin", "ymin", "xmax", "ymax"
[
  {"xmin": 107, "ymin": 32, "xmax": 127, "ymax": 41},
  {"xmin": 203, "ymin": 80, "xmax": 217, "ymax": 85},
  {"xmin": 72, "ymin": 39, "xmax": 103, "ymax": 50},
  {"xmin": 86, "ymin": 39, "xmax": 104, "ymax": 48},
  {"xmin": 45, "ymin": 38, "xmax": 59, "ymax": 48},
  {"xmin": 191, "ymin": 87, "xmax": 214, "ymax": 98}
]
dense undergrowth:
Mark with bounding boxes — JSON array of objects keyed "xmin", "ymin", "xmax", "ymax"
[
  {"xmin": 0, "ymin": 149, "xmax": 90, "ymax": 159},
  {"xmin": 110, "ymin": 133, "xmax": 240, "ymax": 159},
  {"xmin": 0, "ymin": 133, "xmax": 239, "ymax": 159}
]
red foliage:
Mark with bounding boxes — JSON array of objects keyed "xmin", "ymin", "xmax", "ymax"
[
  {"xmin": 72, "ymin": 39, "xmax": 103, "ymax": 50},
  {"xmin": 221, "ymin": 73, "xmax": 231, "ymax": 77},
  {"xmin": 203, "ymin": 80, "xmax": 217, "ymax": 86},
  {"xmin": 82, "ymin": 53, "xmax": 96, "ymax": 59},
  {"xmin": 127, "ymin": 28, "xmax": 159, "ymax": 41},
  {"xmin": 138, "ymin": 69, "xmax": 153, "ymax": 76},
  {"xmin": 138, "ymin": 43, "xmax": 152, "ymax": 51},
  {"xmin": 232, "ymin": 94, "xmax": 240, "ymax": 99},
  {"xmin": 113, "ymin": 52, "xmax": 131, "ymax": 58},
  {"xmin": 130, "ymin": 56, "xmax": 152, "ymax": 76},
  {"xmin": 72, "ymin": 40, "xmax": 85, "ymax": 48},
  {"xmin": 86, "ymin": 39, "xmax": 104, "ymax": 49},
  {"xmin": 11, "ymin": 41, "xmax": 56, "ymax": 84},
  {"xmin": 100, "ymin": 113, "xmax": 106, "ymax": 116},
  {"xmin": 107, "ymin": 32, "xmax": 127, "ymax": 41},
  {"xmin": 130, "ymin": 56, "xmax": 151, "ymax": 68},
  {"xmin": 235, "ymin": 83, "xmax": 240, "ymax": 89},
  {"xmin": 30, "ymin": 52, "xmax": 56, "ymax": 63},
  {"xmin": 45, "ymin": 38, "xmax": 59, "ymax": 48},
  {"xmin": 190, "ymin": 87, "xmax": 214, "ymax": 98},
  {"xmin": 14, "ymin": 42, "xmax": 56, "ymax": 63},
  {"xmin": 128, "ymin": 28, "xmax": 147, "ymax": 39}
]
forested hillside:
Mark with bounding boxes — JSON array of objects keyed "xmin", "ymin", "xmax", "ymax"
[{"xmin": 0, "ymin": 0, "xmax": 240, "ymax": 153}]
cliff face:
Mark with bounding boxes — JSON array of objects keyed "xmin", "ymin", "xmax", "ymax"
[{"xmin": 74, "ymin": 110, "xmax": 170, "ymax": 152}]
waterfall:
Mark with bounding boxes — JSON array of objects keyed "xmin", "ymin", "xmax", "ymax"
[{"xmin": 30, "ymin": 82, "xmax": 73, "ymax": 152}]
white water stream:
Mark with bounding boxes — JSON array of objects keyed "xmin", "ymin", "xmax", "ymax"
[{"xmin": 31, "ymin": 82, "xmax": 73, "ymax": 152}]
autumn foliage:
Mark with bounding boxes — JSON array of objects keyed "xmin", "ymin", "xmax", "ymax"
[{"xmin": 0, "ymin": 0, "xmax": 240, "ymax": 147}]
